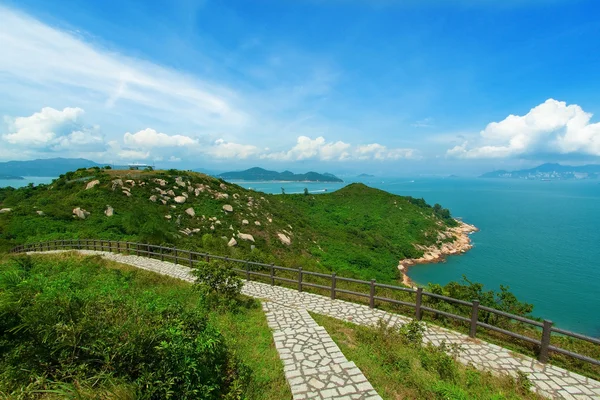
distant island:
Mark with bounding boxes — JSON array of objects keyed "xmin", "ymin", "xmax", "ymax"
[
  {"xmin": 0, "ymin": 175, "xmax": 25, "ymax": 180},
  {"xmin": 0, "ymin": 158, "xmax": 101, "ymax": 177},
  {"xmin": 219, "ymin": 167, "xmax": 343, "ymax": 182},
  {"xmin": 480, "ymin": 163, "xmax": 600, "ymax": 180},
  {"xmin": 358, "ymin": 173, "xmax": 374, "ymax": 177}
]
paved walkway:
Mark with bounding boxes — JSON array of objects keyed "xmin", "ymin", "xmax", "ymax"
[{"xmin": 28, "ymin": 250, "xmax": 600, "ymax": 400}]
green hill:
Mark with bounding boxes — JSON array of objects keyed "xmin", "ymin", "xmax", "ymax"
[
  {"xmin": 219, "ymin": 167, "xmax": 343, "ymax": 182},
  {"xmin": 0, "ymin": 167, "xmax": 456, "ymax": 282}
]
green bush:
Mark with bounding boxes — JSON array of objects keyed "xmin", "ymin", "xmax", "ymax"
[
  {"xmin": 0, "ymin": 254, "xmax": 248, "ymax": 399},
  {"xmin": 193, "ymin": 260, "xmax": 243, "ymax": 307}
]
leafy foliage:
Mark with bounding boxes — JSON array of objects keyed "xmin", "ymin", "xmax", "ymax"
[{"xmin": 0, "ymin": 254, "xmax": 258, "ymax": 399}]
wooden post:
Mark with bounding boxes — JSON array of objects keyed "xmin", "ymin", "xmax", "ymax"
[
  {"xmin": 539, "ymin": 320, "xmax": 553, "ymax": 363},
  {"xmin": 331, "ymin": 273, "xmax": 337, "ymax": 300},
  {"xmin": 246, "ymin": 262, "xmax": 250, "ymax": 281},
  {"xmin": 369, "ymin": 280, "xmax": 376, "ymax": 308},
  {"xmin": 160, "ymin": 246, "xmax": 164, "ymax": 262},
  {"xmin": 174, "ymin": 247, "xmax": 178, "ymax": 264},
  {"xmin": 189, "ymin": 251, "xmax": 193, "ymax": 268},
  {"xmin": 298, "ymin": 267, "xmax": 303, "ymax": 292},
  {"xmin": 470, "ymin": 300, "xmax": 480, "ymax": 338},
  {"xmin": 270, "ymin": 264, "xmax": 275, "ymax": 285},
  {"xmin": 415, "ymin": 287, "xmax": 423, "ymax": 321}
]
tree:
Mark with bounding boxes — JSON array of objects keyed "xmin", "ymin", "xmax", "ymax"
[
  {"xmin": 304, "ymin": 188, "xmax": 309, "ymax": 196},
  {"xmin": 281, "ymin": 187, "xmax": 285, "ymax": 195}
]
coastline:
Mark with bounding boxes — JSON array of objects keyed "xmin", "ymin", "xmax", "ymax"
[{"xmin": 398, "ymin": 220, "xmax": 479, "ymax": 287}]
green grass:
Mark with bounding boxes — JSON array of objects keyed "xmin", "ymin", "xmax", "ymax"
[
  {"xmin": 311, "ymin": 313, "xmax": 545, "ymax": 400},
  {"xmin": 0, "ymin": 252, "xmax": 289, "ymax": 399}
]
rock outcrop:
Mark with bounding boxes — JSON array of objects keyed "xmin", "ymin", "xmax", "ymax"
[
  {"xmin": 0, "ymin": 208, "xmax": 12, "ymax": 214},
  {"xmin": 237, "ymin": 233, "xmax": 255, "ymax": 242},
  {"xmin": 85, "ymin": 180, "xmax": 100, "ymax": 190},
  {"xmin": 222, "ymin": 204, "xmax": 233, "ymax": 212},
  {"xmin": 185, "ymin": 207, "xmax": 195, "ymax": 217},
  {"xmin": 73, "ymin": 207, "xmax": 90, "ymax": 220},
  {"xmin": 228, "ymin": 237, "xmax": 237, "ymax": 247},
  {"xmin": 104, "ymin": 206, "xmax": 114, "ymax": 217},
  {"xmin": 174, "ymin": 196, "xmax": 187, "ymax": 204},
  {"xmin": 277, "ymin": 233, "xmax": 291, "ymax": 245}
]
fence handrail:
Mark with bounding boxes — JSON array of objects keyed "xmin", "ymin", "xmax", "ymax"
[{"xmin": 9, "ymin": 239, "xmax": 600, "ymax": 368}]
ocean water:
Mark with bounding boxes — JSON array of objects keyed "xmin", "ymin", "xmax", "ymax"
[
  {"xmin": 231, "ymin": 178, "xmax": 600, "ymax": 337},
  {"xmin": 2, "ymin": 176, "xmax": 599, "ymax": 336},
  {"xmin": 0, "ymin": 177, "xmax": 56, "ymax": 188}
]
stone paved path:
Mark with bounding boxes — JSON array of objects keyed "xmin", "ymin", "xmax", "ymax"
[
  {"xmin": 29, "ymin": 251, "xmax": 600, "ymax": 400},
  {"xmin": 264, "ymin": 302, "xmax": 381, "ymax": 399}
]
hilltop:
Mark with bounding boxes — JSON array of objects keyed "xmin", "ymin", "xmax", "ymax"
[
  {"xmin": 481, "ymin": 163, "xmax": 600, "ymax": 180},
  {"xmin": 219, "ymin": 167, "xmax": 343, "ymax": 182},
  {"xmin": 0, "ymin": 167, "xmax": 460, "ymax": 282}
]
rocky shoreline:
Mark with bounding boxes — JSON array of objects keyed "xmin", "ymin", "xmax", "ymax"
[{"xmin": 397, "ymin": 220, "xmax": 479, "ymax": 287}]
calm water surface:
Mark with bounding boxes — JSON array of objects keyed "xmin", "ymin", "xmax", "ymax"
[{"xmin": 232, "ymin": 177, "xmax": 600, "ymax": 336}]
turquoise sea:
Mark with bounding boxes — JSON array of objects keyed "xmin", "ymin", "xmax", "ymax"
[
  {"xmin": 2, "ymin": 176, "xmax": 599, "ymax": 336},
  {"xmin": 231, "ymin": 178, "xmax": 600, "ymax": 337}
]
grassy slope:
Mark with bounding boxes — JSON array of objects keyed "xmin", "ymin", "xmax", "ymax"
[
  {"xmin": 0, "ymin": 168, "xmax": 455, "ymax": 282},
  {"xmin": 311, "ymin": 313, "xmax": 544, "ymax": 400},
  {"xmin": 0, "ymin": 252, "xmax": 289, "ymax": 399}
]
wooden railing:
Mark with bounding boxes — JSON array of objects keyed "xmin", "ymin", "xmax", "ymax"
[{"xmin": 10, "ymin": 239, "xmax": 600, "ymax": 368}]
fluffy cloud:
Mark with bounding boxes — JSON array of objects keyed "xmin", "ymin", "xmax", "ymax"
[
  {"xmin": 210, "ymin": 139, "xmax": 261, "ymax": 159},
  {"xmin": 447, "ymin": 99, "xmax": 600, "ymax": 158},
  {"xmin": 123, "ymin": 128, "xmax": 197, "ymax": 148},
  {"xmin": 3, "ymin": 107, "xmax": 104, "ymax": 151},
  {"xmin": 263, "ymin": 136, "xmax": 417, "ymax": 161}
]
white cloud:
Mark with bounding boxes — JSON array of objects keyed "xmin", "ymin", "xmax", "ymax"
[
  {"xmin": 0, "ymin": 5, "xmax": 248, "ymax": 132},
  {"xmin": 411, "ymin": 117, "xmax": 434, "ymax": 128},
  {"xmin": 263, "ymin": 136, "xmax": 417, "ymax": 161},
  {"xmin": 123, "ymin": 128, "xmax": 197, "ymax": 148},
  {"xmin": 209, "ymin": 139, "xmax": 261, "ymax": 159},
  {"xmin": 447, "ymin": 99, "xmax": 600, "ymax": 158},
  {"xmin": 3, "ymin": 106, "xmax": 104, "ymax": 151}
]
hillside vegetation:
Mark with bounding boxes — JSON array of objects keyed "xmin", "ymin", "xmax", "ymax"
[
  {"xmin": 0, "ymin": 167, "xmax": 457, "ymax": 282},
  {"xmin": 0, "ymin": 252, "xmax": 289, "ymax": 399}
]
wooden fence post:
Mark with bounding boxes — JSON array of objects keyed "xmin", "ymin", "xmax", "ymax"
[
  {"xmin": 160, "ymin": 246, "xmax": 164, "ymax": 262},
  {"xmin": 369, "ymin": 280, "xmax": 376, "ymax": 308},
  {"xmin": 470, "ymin": 300, "xmax": 480, "ymax": 338},
  {"xmin": 539, "ymin": 320, "xmax": 553, "ymax": 363},
  {"xmin": 189, "ymin": 251, "xmax": 193, "ymax": 268},
  {"xmin": 298, "ymin": 267, "xmax": 303, "ymax": 292},
  {"xmin": 331, "ymin": 273, "xmax": 337, "ymax": 300},
  {"xmin": 270, "ymin": 264, "xmax": 275, "ymax": 285},
  {"xmin": 174, "ymin": 247, "xmax": 177, "ymax": 264},
  {"xmin": 246, "ymin": 262, "xmax": 250, "ymax": 281},
  {"xmin": 415, "ymin": 287, "xmax": 423, "ymax": 320}
]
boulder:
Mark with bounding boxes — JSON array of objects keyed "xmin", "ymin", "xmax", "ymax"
[
  {"xmin": 215, "ymin": 192, "xmax": 229, "ymax": 200},
  {"xmin": 154, "ymin": 178, "xmax": 167, "ymax": 186},
  {"xmin": 277, "ymin": 233, "xmax": 291, "ymax": 246},
  {"xmin": 210, "ymin": 224, "xmax": 215, "ymax": 230},
  {"xmin": 73, "ymin": 207, "xmax": 90, "ymax": 220},
  {"xmin": 111, "ymin": 179, "xmax": 123, "ymax": 191},
  {"xmin": 254, "ymin": 221, "xmax": 261, "ymax": 226},
  {"xmin": 222, "ymin": 204, "xmax": 233, "ymax": 212},
  {"xmin": 167, "ymin": 190, "xmax": 176, "ymax": 197},
  {"xmin": 122, "ymin": 190, "xmax": 132, "ymax": 197},
  {"xmin": 175, "ymin": 177, "xmax": 186, "ymax": 187},
  {"xmin": 165, "ymin": 215, "xmax": 172, "ymax": 220},
  {"xmin": 149, "ymin": 195, "xmax": 157, "ymax": 202},
  {"xmin": 228, "ymin": 237, "xmax": 237, "ymax": 247},
  {"xmin": 160, "ymin": 199, "xmax": 167, "ymax": 205},
  {"xmin": 85, "ymin": 180, "xmax": 100, "ymax": 190},
  {"xmin": 104, "ymin": 206, "xmax": 114, "ymax": 217},
  {"xmin": 238, "ymin": 233, "xmax": 255, "ymax": 242},
  {"xmin": 125, "ymin": 180, "xmax": 136, "ymax": 187},
  {"xmin": 36, "ymin": 210, "xmax": 45, "ymax": 216},
  {"xmin": 174, "ymin": 196, "xmax": 186, "ymax": 204},
  {"xmin": 0, "ymin": 208, "xmax": 12, "ymax": 214},
  {"xmin": 185, "ymin": 207, "xmax": 196, "ymax": 217},
  {"xmin": 242, "ymin": 219, "xmax": 249, "ymax": 225}
]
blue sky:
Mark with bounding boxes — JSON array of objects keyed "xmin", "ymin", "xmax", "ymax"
[{"xmin": 1, "ymin": 0, "xmax": 599, "ymax": 175}]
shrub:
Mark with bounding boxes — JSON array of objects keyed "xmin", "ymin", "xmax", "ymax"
[{"xmin": 193, "ymin": 260, "xmax": 243, "ymax": 306}]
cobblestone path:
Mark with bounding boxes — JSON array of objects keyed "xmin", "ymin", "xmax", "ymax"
[{"xmin": 29, "ymin": 251, "xmax": 600, "ymax": 400}]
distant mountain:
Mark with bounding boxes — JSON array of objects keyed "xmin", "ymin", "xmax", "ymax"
[
  {"xmin": 0, "ymin": 175, "xmax": 24, "ymax": 180},
  {"xmin": 358, "ymin": 173, "xmax": 375, "ymax": 177},
  {"xmin": 0, "ymin": 158, "xmax": 102, "ymax": 177},
  {"xmin": 480, "ymin": 163, "xmax": 600, "ymax": 180},
  {"xmin": 219, "ymin": 167, "xmax": 343, "ymax": 182}
]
